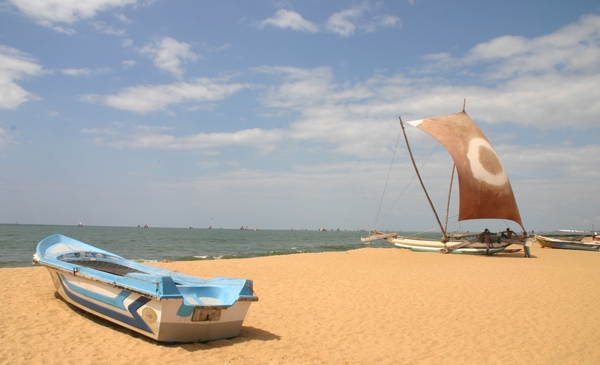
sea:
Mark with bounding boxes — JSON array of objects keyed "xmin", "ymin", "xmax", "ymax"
[{"xmin": 0, "ymin": 224, "xmax": 400, "ymax": 268}]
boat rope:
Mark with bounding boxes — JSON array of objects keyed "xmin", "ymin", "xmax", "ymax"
[
  {"xmin": 372, "ymin": 123, "xmax": 402, "ymax": 231},
  {"xmin": 403, "ymin": 226, "xmax": 442, "ymax": 238},
  {"xmin": 500, "ymin": 220, "xmax": 523, "ymax": 235},
  {"xmin": 371, "ymin": 121, "xmax": 441, "ymax": 231},
  {"xmin": 380, "ymin": 144, "xmax": 439, "ymax": 224}
]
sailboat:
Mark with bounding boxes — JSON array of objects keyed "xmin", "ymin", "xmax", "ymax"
[{"xmin": 363, "ymin": 103, "xmax": 531, "ymax": 256}]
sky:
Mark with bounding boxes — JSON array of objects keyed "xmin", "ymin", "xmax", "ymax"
[{"xmin": 1, "ymin": 0, "xmax": 599, "ymax": 232}]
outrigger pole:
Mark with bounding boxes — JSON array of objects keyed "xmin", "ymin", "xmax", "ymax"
[{"xmin": 399, "ymin": 117, "xmax": 448, "ymax": 242}]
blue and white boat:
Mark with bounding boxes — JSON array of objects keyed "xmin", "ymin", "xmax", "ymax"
[
  {"xmin": 33, "ymin": 234, "xmax": 258, "ymax": 343},
  {"xmin": 535, "ymin": 234, "xmax": 600, "ymax": 251}
]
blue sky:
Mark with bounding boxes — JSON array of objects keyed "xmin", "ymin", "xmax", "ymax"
[{"xmin": 1, "ymin": 0, "xmax": 599, "ymax": 232}]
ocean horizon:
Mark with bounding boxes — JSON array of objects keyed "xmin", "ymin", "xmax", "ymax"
[{"xmin": 1, "ymin": 223, "xmax": 403, "ymax": 268}]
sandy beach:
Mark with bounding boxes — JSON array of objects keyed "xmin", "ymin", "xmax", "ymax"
[{"xmin": 2, "ymin": 245, "xmax": 600, "ymax": 364}]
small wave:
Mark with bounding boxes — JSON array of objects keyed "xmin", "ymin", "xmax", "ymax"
[{"xmin": 135, "ymin": 258, "xmax": 158, "ymax": 263}]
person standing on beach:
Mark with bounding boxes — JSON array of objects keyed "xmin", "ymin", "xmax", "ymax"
[
  {"xmin": 523, "ymin": 231, "xmax": 531, "ymax": 258},
  {"xmin": 478, "ymin": 228, "xmax": 490, "ymax": 243}
]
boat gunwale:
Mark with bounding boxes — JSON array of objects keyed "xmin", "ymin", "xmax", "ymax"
[
  {"xmin": 34, "ymin": 237, "xmax": 258, "ymax": 304},
  {"xmin": 35, "ymin": 258, "xmax": 166, "ymax": 301}
]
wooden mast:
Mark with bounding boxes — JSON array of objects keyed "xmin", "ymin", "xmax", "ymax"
[
  {"xmin": 444, "ymin": 164, "xmax": 456, "ymax": 235},
  {"xmin": 399, "ymin": 117, "xmax": 447, "ymax": 241}
]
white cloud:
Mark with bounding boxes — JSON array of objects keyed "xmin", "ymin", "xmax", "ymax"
[
  {"xmin": 326, "ymin": 5, "xmax": 400, "ymax": 36},
  {"xmin": 0, "ymin": 127, "xmax": 18, "ymax": 149},
  {"xmin": 122, "ymin": 59, "xmax": 136, "ymax": 68},
  {"xmin": 113, "ymin": 13, "xmax": 131, "ymax": 23},
  {"xmin": 121, "ymin": 39, "xmax": 134, "ymax": 47},
  {"xmin": 9, "ymin": 0, "xmax": 135, "ymax": 23},
  {"xmin": 140, "ymin": 37, "xmax": 199, "ymax": 79},
  {"xmin": 8, "ymin": 0, "xmax": 138, "ymax": 31},
  {"xmin": 85, "ymin": 123, "xmax": 285, "ymax": 153},
  {"xmin": 91, "ymin": 21, "xmax": 126, "ymax": 35},
  {"xmin": 48, "ymin": 25, "xmax": 77, "ymax": 35},
  {"xmin": 326, "ymin": 7, "xmax": 364, "ymax": 37},
  {"xmin": 253, "ymin": 66, "xmax": 338, "ymax": 109},
  {"xmin": 0, "ymin": 45, "xmax": 42, "ymax": 109},
  {"xmin": 379, "ymin": 14, "xmax": 401, "ymax": 26},
  {"xmin": 90, "ymin": 77, "xmax": 249, "ymax": 113},
  {"xmin": 261, "ymin": 9, "xmax": 319, "ymax": 33},
  {"xmin": 86, "ymin": 13, "xmax": 600, "ymax": 163},
  {"xmin": 254, "ymin": 12, "xmax": 600, "ymax": 153},
  {"xmin": 60, "ymin": 67, "xmax": 111, "ymax": 76},
  {"xmin": 61, "ymin": 68, "xmax": 93, "ymax": 76},
  {"xmin": 199, "ymin": 42, "xmax": 231, "ymax": 53},
  {"xmin": 261, "ymin": 7, "xmax": 400, "ymax": 36},
  {"xmin": 424, "ymin": 13, "xmax": 600, "ymax": 80}
]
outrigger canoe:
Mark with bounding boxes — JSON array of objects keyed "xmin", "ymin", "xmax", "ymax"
[
  {"xmin": 362, "ymin": 102, "xmax": 530, "ymax": 256},
  {"xmin": 33, "ymin": 234, "xmax": 258, "ymax": 343}
]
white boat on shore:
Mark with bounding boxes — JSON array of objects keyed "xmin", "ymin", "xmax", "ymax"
[
  {"xmin": 363, "ymin": 102, "xmax": 530, "ymax": 256},
  {"xmin": 535, "ymin": 233, "xmax": 600, "ymax": 251},
  {"xmin": 33, "ymin": 234, "xmax": 258, "ymax": 342}
]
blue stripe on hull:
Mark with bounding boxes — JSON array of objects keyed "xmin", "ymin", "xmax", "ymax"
[
  {"xmin": 58, "ymin": 273, "xmax": 154, "ymax": 334},
  {"xmin": 547, "ymin": 243, "xmax": 600, "ymax": 251},
  {"xmin": 61, "ymin": 275, "xmax": 130, "ymax": 310}
]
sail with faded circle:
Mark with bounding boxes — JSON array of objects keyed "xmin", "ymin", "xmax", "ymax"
[{"xmin": 407, "ymin": 111, "xmax": 524, "ymax": 230}]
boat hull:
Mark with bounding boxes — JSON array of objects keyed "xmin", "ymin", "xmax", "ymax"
[
  {"xmin": 535, "ymin": 235, "xmax": 600, "ymax": 251},
  {"xmin": 387, "ymin": 237, "xmax": 509, "ymax": 255},
  {"xmin": 43, "ymin": 268, "xmax": 253, "ymax": 342},
  {"xmin": 34, "ymin": 234, "xmax": 258, "ymax": 343}
]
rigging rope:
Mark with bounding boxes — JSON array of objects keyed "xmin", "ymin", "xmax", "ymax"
[
  {"xmin": 372, "ymin": 123, "xmax": 440, "ymax": 230},
  {"xmin": 380, "ymin": 144, "xmax": 439, "ymax": 224},
  {"xmin": 372, "ymin": 125, "xmax": 402, "ymax": 231}
]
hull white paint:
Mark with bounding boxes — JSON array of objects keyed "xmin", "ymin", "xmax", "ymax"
[
  {"xmin": 387, "ymin": 237, "xmax": 509, "ymax": 255},
  {"xmin": 45, "ymin": 267, "xmax": 253, "ymax": 342}
]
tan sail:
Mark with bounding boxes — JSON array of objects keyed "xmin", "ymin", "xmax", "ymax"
[{"xmin": 406, "ymin": 111, "xmax": 523, "ymax": 230}]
